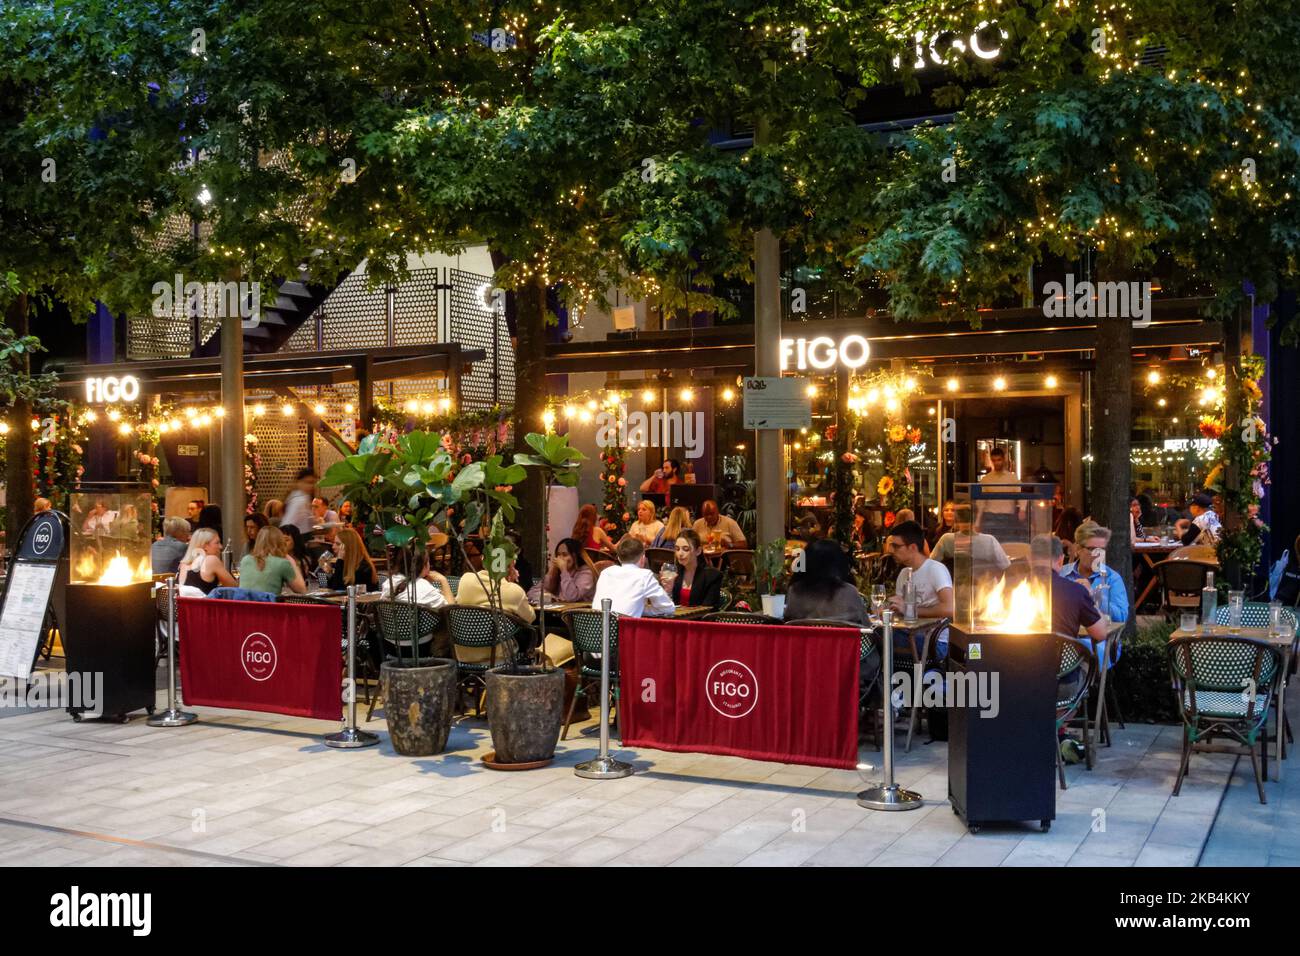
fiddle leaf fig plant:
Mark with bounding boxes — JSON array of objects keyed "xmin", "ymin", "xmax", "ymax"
[{"xmin": 512, "ymin": 431, "xmax": 587, "ymax": 661}]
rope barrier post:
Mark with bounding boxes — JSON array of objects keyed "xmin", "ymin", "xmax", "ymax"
[
  {"xmin": 326, "ymin": 585, "xmax": 379, "ymax": 748},
  {"xmin": 148, "ymin": 575, "xmax": 197, "ymax": 727},
  {"xmin": 857, "ymin": 610, "xmax": 922, "ymax": 811},
  {"xmin": 575, "ymin": 598, "xmax": 633, "ymax": 779}
]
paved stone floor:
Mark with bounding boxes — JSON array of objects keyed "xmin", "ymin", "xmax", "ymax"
[{"xmin": 0, "ymin": 675, "xmax": 1283, "ymax": 866}]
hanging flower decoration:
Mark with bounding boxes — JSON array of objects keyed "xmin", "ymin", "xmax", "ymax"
[
  {"xmin": 1198, "ymin": 415, "xmax": 1224, "ymax": 439},
  {"xmin": 877, "ymin": 475, "xmax": 894, "ymax": 497}
]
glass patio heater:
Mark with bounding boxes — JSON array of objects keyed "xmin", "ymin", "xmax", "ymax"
[
  {"xmin": 63, "ymin": 484, "xmax": 158, "ymax": 721},
  {"xmin": 946, "ymin": 481, "xmax": 1058, "ymax": 833}
]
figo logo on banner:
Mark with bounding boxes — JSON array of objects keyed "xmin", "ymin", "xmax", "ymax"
[
  {"xmin": 241, "ymin": 632, "xmax": 278, "ymax": 681},
  {"xmin": 705, "ymin": 659, "xmax": 758, "ymax": 719}
]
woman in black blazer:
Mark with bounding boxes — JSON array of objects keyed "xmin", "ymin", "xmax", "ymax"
[{"xmin": 667, "ymin": 529, "xmax": 725, "ymax": 609}]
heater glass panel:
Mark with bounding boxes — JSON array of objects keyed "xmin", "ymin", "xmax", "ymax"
[
  {"xmin": 952, "ymin": 482, "xmax": 1055, "ymax": 634},
  {"xmin": 69, "ymin": 489, "xmax": 155, "ymax": 586}
]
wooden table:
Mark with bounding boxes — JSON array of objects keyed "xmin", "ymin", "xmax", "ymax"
[
  {"xmin": 1132, "ymin": 541, "xmax": 1182, "ymax": 609},
  {"xmin": 1171, "ymin": 625, "xmax": 1297, "ymax": 779}
]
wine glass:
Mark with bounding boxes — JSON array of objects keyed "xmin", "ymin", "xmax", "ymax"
[
  {"xmin": 870, "ymin": 585, "xmax": 887, "ymax": 618},
  {"xmin": 659, "ymin": 562, "xmax": 678, "ymax": 590}
]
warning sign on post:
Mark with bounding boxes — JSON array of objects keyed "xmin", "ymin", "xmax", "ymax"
[{"xmin": 742, "ymin": 377, "xmax": 812, "ymax": 430}]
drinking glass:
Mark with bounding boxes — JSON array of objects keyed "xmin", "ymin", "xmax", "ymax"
[
  {"xmin": 1270, "ymin": 601, "xmax": 1284, "ymax": 637},
  {"xmin": 659, "ymin": 563, "xmax": 678, "ymax": 589},
  {"xmin": 870, "ymin": 585, "xmax": 887, "ymax": 618},
  {"xmin": 1228, "ymin": 590, "xmax": 1244, "ymax": 633},
  {"xmin": 1179, "ymin": 612, "xmax": 1198, "ymax": 634},
  {"xmin": 902, "ymin": 580, "xmax": 918, "ymax": 623}
]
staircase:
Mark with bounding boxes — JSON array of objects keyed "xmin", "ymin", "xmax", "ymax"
[{"xmin": 192, "ymin": 265, "xmax": 348, "ymax": 357}]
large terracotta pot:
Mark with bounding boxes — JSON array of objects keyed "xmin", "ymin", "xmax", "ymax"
[
  {"xmin": 381, "ymin": 658, "xmax": 457, "ymax": 756},
  {"xmin": 485, "ymin": 665, "xmax": 566, "ymax": 764}
]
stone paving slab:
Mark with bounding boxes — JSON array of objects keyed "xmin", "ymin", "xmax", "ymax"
[{"xmin": 0, "ymin": 678, "xmax": 1279, "ymax": 867}]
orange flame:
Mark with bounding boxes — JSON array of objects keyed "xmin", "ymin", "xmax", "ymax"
[{"xmin": 976, "ymin": 575, "xmax": 1050, "ymax": 634}]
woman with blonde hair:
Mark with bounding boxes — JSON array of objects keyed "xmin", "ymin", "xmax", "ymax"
[
  {"xmin": 237, "ymin": 526, "xmax": 307, "ymax": 596},
  {"xmin": 652, "ymin": 506, "xmax": 693, "ymax": 548},
  {"xmin": 178, "ymin": 528, "xmax": 237, "ymax": 595},
  {"xmin": 327, "ymin": 527, "xmax": 378, "ymax": 591},
  {"xmin": 262, "ymin": 498, "xmax": 284, "ymax": 522}
]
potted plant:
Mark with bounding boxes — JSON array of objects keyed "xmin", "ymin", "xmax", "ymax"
[
  {"xmin": 477, "ymin": 433, "xmax": 586, "ymax": 767},
  {"xmin": 755, "ymin": 539, "xmax": 790, "ymax": 618},
  {"xmin": 322, "ymin": 430, "xmax": 465, "ymax": 756}
]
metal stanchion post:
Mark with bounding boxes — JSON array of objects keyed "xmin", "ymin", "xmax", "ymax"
[
  {"xmin": 148, "ymin": 576, "xmax": 197, "ymax": 727},
  {"xmin": 326, "ymin": 585, "xmax": 379, "ymax": 748},
  {"xmin": 857, "ymin": 610, "xmax": 922, "ymax": 811},
  {"xmin": 575, "ymin": 598, "xmax": 633, "ymax": 779}
]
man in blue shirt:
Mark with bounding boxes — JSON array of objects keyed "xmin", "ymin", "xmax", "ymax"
[{"xmin": 1062, "ymin": 523, "xmax": 1129, "ymax": 628}]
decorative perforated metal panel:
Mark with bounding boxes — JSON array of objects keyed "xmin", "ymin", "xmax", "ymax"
[
  {"xmin": 251, "ymin": 413, "xmax": 307, "ymax": 508},
  {"xmin": 450, "ymin": 268, "xmax": 514, "ymax": 409}
]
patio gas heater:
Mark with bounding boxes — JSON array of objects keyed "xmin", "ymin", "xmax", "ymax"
[
  {"xmin": 946, "ymin": 482, "xmax": 1057, "ymax": 833},
  {"xmin": 64, "ymin": 484, "xmax": 158, "ymax": 721}
]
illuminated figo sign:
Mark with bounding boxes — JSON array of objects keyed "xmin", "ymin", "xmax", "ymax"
[
  {"xmin": 892, "ymin": 20, "xmax": 1006, "ymax": 70},
  {"xmin": 84, "ymin": 375, "xmax": 141, "ymax": 403},
  {"xmin": 780, "ymin": 335, "xmax": 871, "ymax": 371}
]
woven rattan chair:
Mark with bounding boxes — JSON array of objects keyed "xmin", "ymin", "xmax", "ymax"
[
  {"xmin": 719, "ymin": 549, "xmax": 756, "ymax": 590},
  {"xmin": 373, "ymin": 599, "xmax": 444, "ymax": 721},
  {"xmin": 1213, "ymin": 603, "xmax": 1298, "ymax": 630},
  {"xmin": 1055, "ymin": 636, "xmax": 1098, "ymax": 789},
  {"xmin": 1154, "ymin": 559, "xmax": 1215, "ymax": 619},
  {"xmin": 891, "ymin": 618, "xmax": 949, "ymax": 753},
  {"xmin": 644, "ymin": 548, "xmax": 675, "ymax": 574},
  {"xmin": 701, "ymin": 610, "xmax": 781, "ymax": 625},
  {"xmin": 561, "ymin": 609, "xmax": 622, "ymax": 740},
  {"xmin": 1168, "ymin": 635, "xmax": 1279, "ymax": 804},
  {"xmin": 154, "ymin": 584, "xmax": 177, "ymax": 666},
  {"xmin": 445, "ymin": 605, "xmax": 533, "ymax": 715}
]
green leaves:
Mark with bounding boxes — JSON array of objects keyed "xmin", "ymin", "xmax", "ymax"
[{"xmin": 513, "ymin": 431, "xmax": 586, "ymax": 486}]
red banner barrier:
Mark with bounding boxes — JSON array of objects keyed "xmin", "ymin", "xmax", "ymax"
[
  {"xmin": 178, "ymin": 598, "xmax": 342, "ymax": 721},
  {"xmin": 617, "ymin": 618, "xmax": 861, "ymax": 769}
]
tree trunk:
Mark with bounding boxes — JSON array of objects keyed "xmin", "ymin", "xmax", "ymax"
[
  {"xmin": 513, "ymin": 275, "xmax": 547, "ymax": 568},
  {"xmin": 1092, "ymin": 311, "xmax": 1134, "ymax": 625},
  {"xmin": 4, "ymin": 294, "xmax": 34, "ymax": 551}
]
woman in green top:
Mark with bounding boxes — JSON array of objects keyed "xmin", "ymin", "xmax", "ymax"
[{"xmin": 239, "ymin": 526, "xmax": 308, "ymax": 596}]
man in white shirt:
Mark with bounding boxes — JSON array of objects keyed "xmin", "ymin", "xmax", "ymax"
[
  {"xmin": 977, "ymin": 446, "xmax": 1021, "ymax": 536},
  {"xmin": 887, "ymin": 521, "xmax": 955, "ymax": 620},
  {"xmin": 592, "ymin": 537, "xmax": 675, "ymax": 618}
]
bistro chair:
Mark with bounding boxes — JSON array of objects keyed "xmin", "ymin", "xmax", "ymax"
[
  {"xmin": 1213, "ymin": 603, "xmax": 1298, "ymax": 752},
  {"xmin": 1154, "ymin": 559, "xmax": 1215, "ymax": 621},
  {"xmin": 1213, "ymin": 603, "xmax": 1298, "ymax": 631},
  {"xmin": 561, "ymin": 609, "xmax": 622, "ymax": 741},
  {"xmin": 445, "ymin": 605, "xmax": 534, "ymax": 716},
  {"xmin": 1167, "ymin": 635, "xmax": 1280, "ymax": 804},
  {"xmin": 1171, "ymin": 545, "xmax": 1219, "ymax": 563},
  {"xmin": 719, "ymin": 549, "xmax": 756, "ymax": 591},
  {"xmin": 445, "ymin": 574, "xmax": 461, "ymax": 599},
  {"xmin": 644, "ymin": 548, "xmax": 675, "ymax": 574},
  {"xmin": 891, "ymin": 618, "xmax": 950, "ymax": 753},
  {"xmin": 701, "ymin": 611, "xmax": 781, "ymax": 625},
  {"xmin": 585, "ymin": 547, "xmax": 613, "ymax": 567},
  {"xmin": 1055, "ymin": 636, "xmax": 1098, "ymax": 789},
  {"xmin": 154, "ymin": 584, "xmax": 178, "ymax": 666}
]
